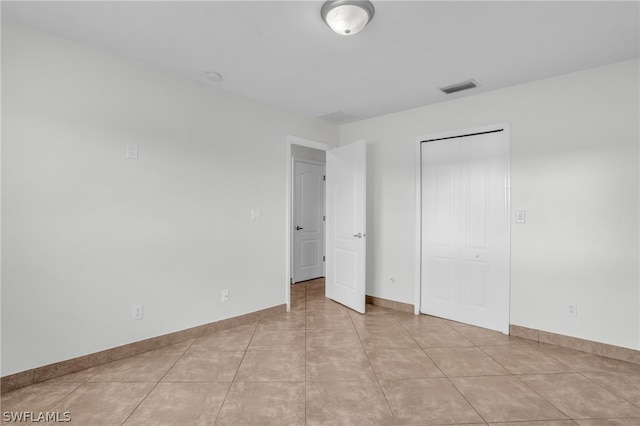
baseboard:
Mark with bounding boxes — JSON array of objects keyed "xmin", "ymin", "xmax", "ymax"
[
  {"xmin": 510, "ymin": 324, "xmax": 640, "ymax": 365},
  {"xmin": 1, "ymin": 304, "xmax": 286, "ymax": 394},
  {"xmin": 366, "ymin": 295, "xmax": 414, "ymax": 313}
]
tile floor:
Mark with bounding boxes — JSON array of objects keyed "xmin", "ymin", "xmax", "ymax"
[{"xmin": 2, "ymin": 278, "xmax": 640, "ymax": 425}]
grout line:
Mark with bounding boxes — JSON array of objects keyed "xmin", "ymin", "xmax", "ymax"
[
  {"xmin": 32, "ymin": 365, "xmax": 104, "ymax": 413},
  {"xmin": 351, "ymin": 305, "xmax": 400, "ymax": 425},
  {"xmin": 119, "ymin": 339, "xmax": 196, "ymax": 425},
  {"xmin": 533, "ymin": 345, "xmax": 579, "ymax": 372},
  {"xmin": 394, "ymin": 313, "xmax": 449, "ymax": 379},
  {"xmin": 446, "ymin": 378, "xmax": 490, "ymax": 425},
  {"xmin": 573, "ymin": 370, "xmax": 640, "ymax": 410},
  {"xmin": 229, "ymin": 322, "xmax": 259, "ymax": 384},
  {"xmin": 511, "ymin": 373, "xmax": 574, "ymax": 422},
  {"xmin": 430, "ymin": 330, "xmax": 489, "ymax": 425},
  {"xmin": 303, "ymin": 281, "xmax": 308, "ymax": 426},
  {"xmin": 210, "ymin": 322, "xmax": 259, "ymax": 425},
  {"xmin": 30, "ymin": 381, "xmax": 86, "ymax": 417}
]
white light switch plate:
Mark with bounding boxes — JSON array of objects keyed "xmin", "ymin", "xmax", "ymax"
[
  {"xmin": 516, "ymin": 210, "xmax": 526, "ymax": 223},
  {"xmin": 127, "ymin": 144, "xmax": 139, "ymax": 160}
]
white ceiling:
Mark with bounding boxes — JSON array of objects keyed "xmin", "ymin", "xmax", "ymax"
[{"xmin": 3, "ymin": 1, "xmax": 639, "ymax": 123}]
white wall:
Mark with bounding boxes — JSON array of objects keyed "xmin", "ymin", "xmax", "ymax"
[
  {"xmin": 1, "ymin": 22, "xmax": 338, "ymax": 376},
  {"xmin": 341, "ymin": 59, "xmax": 640, "ymax": 350}
]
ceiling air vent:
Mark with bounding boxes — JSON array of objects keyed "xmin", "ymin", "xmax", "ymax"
[
  {"xmin": 318, "ymin": 110, "xmax": 356, "ymax": 124},
  {"xmin": 439, "ymin": 79, "xmax": 478, "ymax": 95}
]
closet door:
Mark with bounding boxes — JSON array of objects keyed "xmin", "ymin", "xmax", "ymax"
[
  {"xmin": 421, "ymin": 129, "xmax": 509, "ymax": 333},
  {"xmin": 421, "ymin": 140, "xmax": 461, "ymax": 321}
]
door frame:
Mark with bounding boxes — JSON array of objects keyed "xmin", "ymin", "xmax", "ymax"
[
  {"xmin": 414, "ymin": 123, "xmax": 511, "ymax": 333},
  {"xmin": 286, "ymin": 135, "xmax": 335, "ymax": 311}
]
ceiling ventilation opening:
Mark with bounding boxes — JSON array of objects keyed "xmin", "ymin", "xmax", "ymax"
[
  {"xmin": 439, "ymin": 79, "xmax": 478, "ymax": 95},
  {"xmin": 318, "ymin": 110, "xmax": 356, "ymax": 124}
]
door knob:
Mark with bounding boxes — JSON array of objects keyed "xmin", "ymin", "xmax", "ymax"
[
  {"xmin": 353, "ymin": 233, "xmax": 362, "ymax": 238},
  {"xmin": 296, "ymin": 226, "xmax": 303, "ymax": 230}
]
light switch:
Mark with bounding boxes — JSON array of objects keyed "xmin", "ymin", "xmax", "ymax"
[
  {"xmin": 251, "ymin": 209, "xmax": 262, "ymax": 221},
  {"xmin": 127, "ymin": 144, "xmax": 139, "ymax": 160},
  {"xmin": 516, "ymin": 210, "xmax": 526, "ymax": 223}
]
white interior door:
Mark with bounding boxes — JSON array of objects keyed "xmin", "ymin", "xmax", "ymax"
[
  {"xmin": 421, "ymin": 128, "xmax": 509, "ymax": 333},
  {"xmin": 421, "ymin": 140, "xmax": 460, "ymax": 320},
  {"xmin": 293, "ymin": 159, "xmax": 325, "ymax": 283},
  {"xmin": 325, "ymin": 140, "xmax": 366, "ymax": 314}
]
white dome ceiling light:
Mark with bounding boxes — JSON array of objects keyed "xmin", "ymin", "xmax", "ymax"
[{"xmin": 321, "ymin": 0, "xmax": 375, "ymax": 36}]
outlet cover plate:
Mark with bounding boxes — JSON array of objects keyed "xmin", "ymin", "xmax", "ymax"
[{"xmin": 132, "ymin": 304, "xmax": 143, "ymax": 320}]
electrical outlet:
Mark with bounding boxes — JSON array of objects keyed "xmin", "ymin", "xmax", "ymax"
[
  {"xmin": 126, "ymin": 144, "xmax": 139, "ymax": 160},
  {"xmin": 221, "ymin": 289, "xmax": 229, "ymax": 302},
  {"xmin": 132, "ymin": 304, "xmax": 143, "ymax": 320},
  {"xmin": 568, "ymin": 303, "xmax": 578, "ymax": 317}
]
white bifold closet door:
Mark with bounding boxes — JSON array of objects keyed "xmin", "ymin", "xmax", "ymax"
[{"xmin": 421, "ymin": 129, "xmax": 509, "ymax": 333}]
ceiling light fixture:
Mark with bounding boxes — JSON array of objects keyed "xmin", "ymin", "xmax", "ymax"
[{"xmin": 321, "ymin": 0, "xmax": 375, "ymax": 36}]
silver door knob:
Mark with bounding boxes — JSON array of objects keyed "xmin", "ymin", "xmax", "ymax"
[{"xmin": 353, "ymin": 233, "xmax": 362, "ymax": 238}]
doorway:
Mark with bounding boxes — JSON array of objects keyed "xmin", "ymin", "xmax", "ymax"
[
  {"xmin": 418, "ymin": 124, "xmax": 510, "ymax": 333},
  {"xmin": 292, "ymin": 157, "xmax": 325, "ymax": 283},
  {"xmin": 285, "ymin": 136, "xmax": 332, "ymax": 311},
  {"xmin": 285, "ymin": 136, "xmax": 367, "ymax": 314}
]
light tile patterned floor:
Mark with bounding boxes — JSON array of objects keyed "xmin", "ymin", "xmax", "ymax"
[{"xmin": 3, "ymin": 278, "xmax": 640, "ymax": 425}]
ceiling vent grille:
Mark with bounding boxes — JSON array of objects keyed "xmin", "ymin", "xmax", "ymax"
[
  {"xmin": 439, "ymin": 79, "xmax": 478, "ymax": 95},
  {"xmin": 318, "ymin": 110, "xmax": 356, "ymax": 124}
]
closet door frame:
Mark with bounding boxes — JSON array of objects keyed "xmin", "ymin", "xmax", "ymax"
[{"xmin": 414, "ymin": 123, "xmax": 511, "ymax": 334}]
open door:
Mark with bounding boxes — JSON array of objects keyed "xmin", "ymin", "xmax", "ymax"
[{"xmin": 325, "ymin": 140, "xmax": 366, "ymax": 314}]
